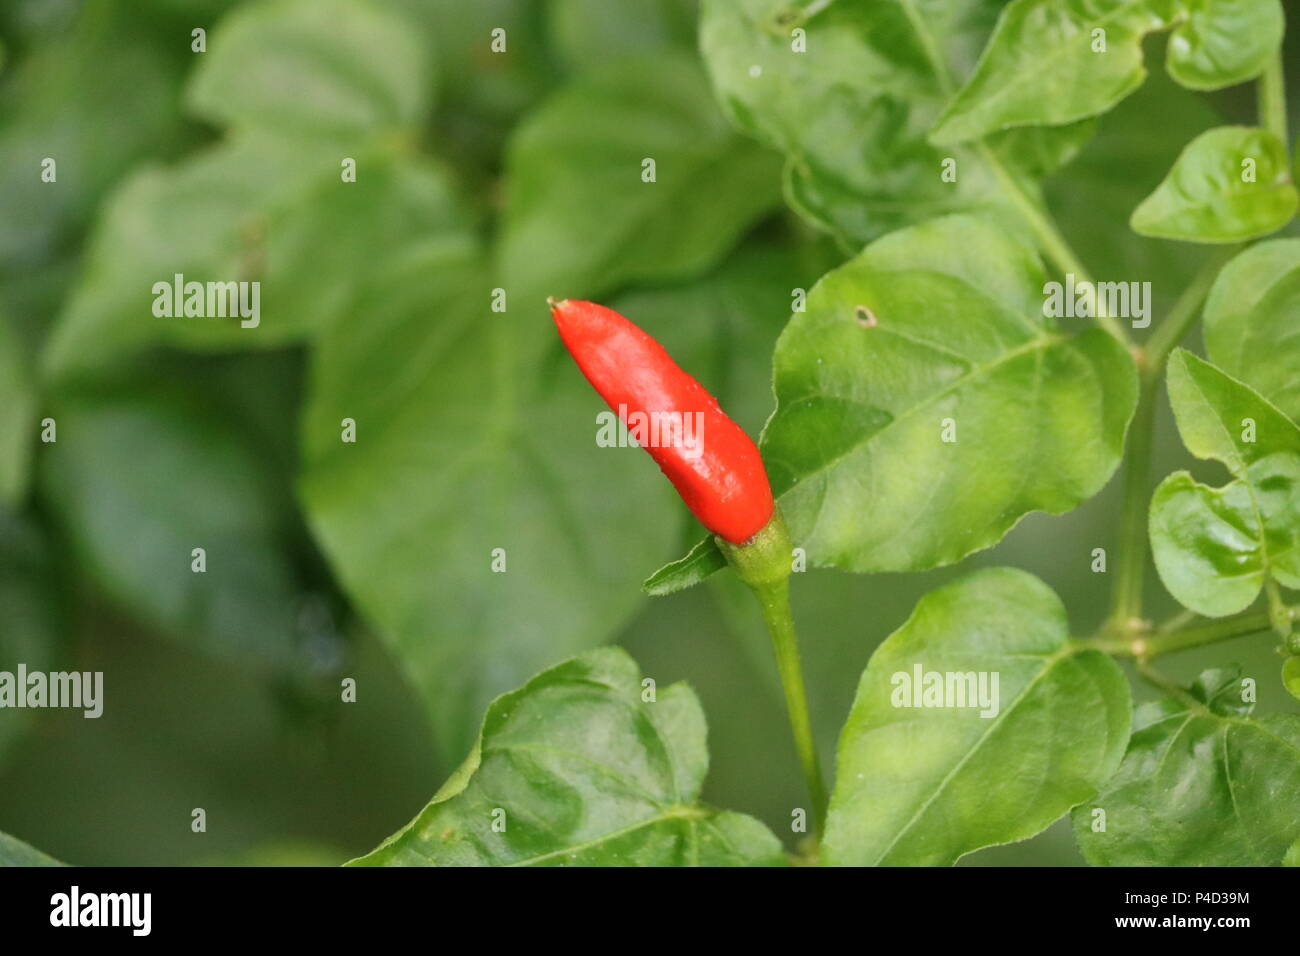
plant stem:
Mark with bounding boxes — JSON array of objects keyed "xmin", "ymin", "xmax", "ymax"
[
  {"xmin": 1259, "ymin": 52, "xmax": 1288, "ymax": 145},
  {"xmin": 1108, "ymin": 372, "xmax": 1158, "ymax": 628},
  {"xmin": 1136, "ymin": 658, "xmax": 1202, "ymax": 709},
  {"xmin": 1143, "ymin": 245, "xmax": 1241, "ymax": 371},
  {"xmin": 752, "ymin": 578, "xmax": 827, "ymax": 839},
  {"xmin": 1088, "ymin": 606, "xmax": 1295, "ymax": 658},
  {"xmin": 1106, "ymin": 249, "xmax": 1235, "ymax": 630},
  {"xmin": 1264, "ymin": 576, "xmax": 1294, "ymax": 638},
  {"xmin": 976, "ymin": 142, "xmax": 1133, "ymax": 346}
]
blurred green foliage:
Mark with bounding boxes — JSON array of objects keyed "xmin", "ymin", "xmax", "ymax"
[{"xmin": 0, "ymin": 0, "xmax": 1297, "ymax": 866}]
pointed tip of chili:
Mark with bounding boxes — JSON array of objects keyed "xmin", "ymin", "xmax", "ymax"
[{"xmin": 549, "ymin": 298, "xmax": 775, "ymax": 545}]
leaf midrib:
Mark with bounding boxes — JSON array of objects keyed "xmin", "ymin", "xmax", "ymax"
[
  {"xmin": 773, "ymin": 330, "xmax": 1064, "ymax": 494},
  {"xmin": 869, "ymin": 642, "xmax": 1077, "ymax": 864},
  {"xmin": 502, "ymin": 805, "xmax": 710, "ymax": 867}
]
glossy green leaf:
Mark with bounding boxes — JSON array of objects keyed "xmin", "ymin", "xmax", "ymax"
[
  {"xmin": 41, "ymin": 386, "xmax": 303, "ymax": 670},
  {"xmin": 1130, "ymin": 127, "xmax": 1297, "ymax": 243},
  {"xmin": 700, "ymin": 0, "xmax": 1091, "ymax": 246},
  {"xmin": 0, "ymin": 830, "xmax": 63, "ymax": 866},
  {"xmin": 1150, "ymin": 350, "xmax": 1300, "ymax": 616},
  {"xmin": 1283, "ymin": 657, "xmax": 1300, "ymax": 702},
  {"xmin": 1074, "ymin": 668, "xmax": 1300, "ymax": 865},
  {"xmin": 1203, "ymin": 238, "xmax": 1300, "ymax": 421},
  {"xmin": 299, "ymin": 241, "xmax": 679, "ymax": 758},
  {"xmin": 932, "ymin": 0, "xmax": 1161, "ymax": 145},
  {"xmin": 933, "ymin": 0, "xmax": 1283, "ymax": 145},
  {"xmin": 42, "ymin": 142, "xmax": 468, "ymax": 378},
  {"xmin": 1165, "ymin": 0, "xmax": 1284, "ymax": 90},
  {"xmin": 770, "ymin": 214, "xmax": 1136, "ymax": 573},
  {"xmin": 1150, "ymin": 463, "xmax": 1300, "ymax": 616},
  {"xmin": 644, "ymin": 538, "xmax": 728, "ymax": 596},
  {"xmin": 0, "ymin": 315, "xmax": 34, "ymax": 506},
  {"xmin": 186, "ymin": 0, "xmax": 431, "ymax": 138},
  {"xmin": 350, "ymin": 647, "xmax": 785, "ymax": 866},
  {"xmin": 499, "ymin": 53, "xmax": 781, "ymax": 321},
  {"xmin": 1163, "ymin": 349, "xmax": 1300, "ymax": 468},
  {"xmin": 1286, "ymin": 834, "xmax": 1300, "ymax": 866},
  {"xmin": 823, "ymin": 568, "xmax": 1130, "ymax": 866}
]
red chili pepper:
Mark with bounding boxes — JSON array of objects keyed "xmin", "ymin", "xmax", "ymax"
[{"xmin": 550, "ymin": 298, "xmax": 774, "ymax": 544}]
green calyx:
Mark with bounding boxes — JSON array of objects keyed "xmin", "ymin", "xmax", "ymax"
[{"xmin": 716, "ymin": 507, "xmax": 793, "ymax": 590}]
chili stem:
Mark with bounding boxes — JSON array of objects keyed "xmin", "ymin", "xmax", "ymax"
[{"xmin": 752, "ymin": 578, "xmax": 827, "ymax": 840}]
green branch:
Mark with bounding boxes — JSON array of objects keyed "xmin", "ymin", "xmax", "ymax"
[
  {"xmin": 1106, "ymin": 248, "xmax": 1236, "ymax": 629},
  {"xmin": 1259, "ymin": 52, "xmax": 1289, "ymax": 145},
  {"xmin": 1088, "ymin": 606, "xmax": 1296, "ymax": 658},
  {"xmin": 1108, "ymin": 373, "xmax": 1158, "ymax": 627},
  {"xmin": 976, "ymin": 142, "xmax": 1133, "ymax": 347},
  {"xmin": 1143, "ymin": 245, "xmax": 1242, "ymax": 373}
]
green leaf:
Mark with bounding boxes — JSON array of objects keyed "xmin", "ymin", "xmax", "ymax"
[
  {"xmin": 299, "ymin": 241, "xmax": 680, "ymax": 758},
  {"xmin": 1203, "ymin": 238, "xmax": 1300, "ymax": 421},
  {"xmin": 499, "ymin": 53, "xmax": 782, "ymax": 318},
  {"xmin": 42, "ymin": 141, "xmax": 468, "ymax": 378},
  {"xmin": 41, "ymin": 386, "xmax": 304, "ymax": 670},
  {"xmin": 1165, "ymin": 0, "xmax": 1285, "ymax": 91},
  {"xmin": 643, "ymin": 538, "xmax": 728, "ymax": 596},
  {"xmin": 1130, "ymin": 126, "xmax": 1297, "ymax": 243},
  {"xmin": 769, "ymin": 214, "xmax": 1136, "ymax": 573},
  {"xmin": 932, "ymin": 0, "xmax": 1283, "ymax": 145},
  {"xmin": 1286, "ymin": 834, "xmax": 1300, "ymax": 866},
  {"xmin": 823, "ymin": 567, "xmax": 1130, "ymax": 866},
  {"xmin": 1283, "ymin": 657, "xmax": 1300, "ymax": 703},
  {"xmin": 1163, "ymin": 349, "xmax": 1300, "ymax": 468},
  {"xmin": 700, "ymin": 0, "xmax": 1091, "ymax": 246},
  {"xmin": 1150, "ymin": 350, "xmax": 1300, "ymax": 617},
  {"xmin": 349, "ymin": 647, "xmax": 785, "ymax": 866},
  {"xmin": 932, "ymin": 0, "xmax": 1162, "ymax": 144},
  {"xmin": 0, "ymin": 830, "xmax": 63, "ymax": 866},
  {"xmin": 1150, "ymin": 464, "xmax": 1300, "ymax": 616},
  {"xmin": 0, "ymin": 315, "xmax": 35, "ymax": 506},
  {"xmin": 1074, "ymin": 668, "xmax": 1300, "ymax": 865},
  {"xmin": 186, "ymin": 0, "xmax": 432, "ymax": 138}
]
